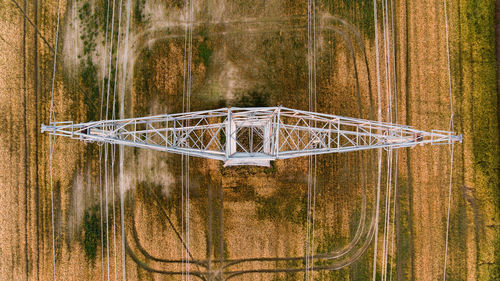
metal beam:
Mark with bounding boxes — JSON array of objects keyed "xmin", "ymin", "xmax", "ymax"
[{"xmin": 41, "ymin": 107, "xmax": 462, "ymax": 166}]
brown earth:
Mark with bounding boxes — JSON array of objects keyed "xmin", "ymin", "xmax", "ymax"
[{"xmin": 0, "ymin": 0, "xmax": 498, "ymax": 280}]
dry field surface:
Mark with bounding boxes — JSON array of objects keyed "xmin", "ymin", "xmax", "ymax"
[{"xmin": 0, "ymin": 0, "xmax": 498, "ymax": 280}]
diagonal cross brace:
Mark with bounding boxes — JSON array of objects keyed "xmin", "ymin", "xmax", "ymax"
[{"xmin": 41, "ymin": 107, "xmax": 462, "ymax": 166}]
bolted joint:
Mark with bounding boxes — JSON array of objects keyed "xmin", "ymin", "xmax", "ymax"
[{"xmin": 41, "ymin": 124, "xmax": 49, "ymax": 133}]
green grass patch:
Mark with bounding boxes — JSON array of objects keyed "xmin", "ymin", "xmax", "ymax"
[
  {"xmin": 456, "ymin": 0, "xmax": 499, "ymax": 279},
  {"xmin": 233, "ymin": 90, "xmax": 271, "ymax": 107},
  {"xmin": 78, "ymin": 2, "xmax": 98, "ymax": 56},
  {"xmin": 322, "ymin": 0, "xmax": 375, "ymax": 39},
  {"xmin": 198, "ymin": 39, "xmax": 213, "ymax": 66},
  {"xmin": 255, "ymin": 185, "xmax": 307, "ymax": 225},
  {"xmin": 76, "ymin": 0, "xmax": 118, "ymax": 125},
  {"xmin": 82, "ymin": 205, "xmax": 105, "ymax": 262}
]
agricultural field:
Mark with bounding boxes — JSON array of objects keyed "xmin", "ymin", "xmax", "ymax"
[{"xmin": 0, "ymin": 0, "xmax": 498, "ymax": 280}]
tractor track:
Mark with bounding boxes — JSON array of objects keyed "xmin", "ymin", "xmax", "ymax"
[
  {"xmin": 22, "ymin": 0, "xmax": 30, "ymax": 279},
  {"xmin": 33, "ymin": 0, "xmax": 40, "ymax": 279},
  {"xmin": 118, "ymin": 13, "xmax": 380, "ymax": 280}
]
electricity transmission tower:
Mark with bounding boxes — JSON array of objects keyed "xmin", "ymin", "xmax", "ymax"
[{"xmin": 41, "ymin": 106, "xmax": 462, "ymax": 166}]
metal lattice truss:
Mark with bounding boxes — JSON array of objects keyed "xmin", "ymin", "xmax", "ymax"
[{"xmin": 41, "ymin": 107, "xmax": 462, "ymax": 166}]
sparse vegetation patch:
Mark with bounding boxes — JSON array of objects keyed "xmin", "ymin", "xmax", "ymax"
[{"xmin": 82, "ymin": 205, "xmax": 104, "ymax": 262}]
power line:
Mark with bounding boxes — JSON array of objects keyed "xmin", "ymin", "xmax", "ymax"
[
  {"xmin": 110, "ymin": 0, "xmax": 125, "ymax": 279},
  {"xmin": 181, "ymin": 0, "xmax": 188, "ymax": 278},
  {"xmin": 305, "ymin": 0, "xmax": 316, "ymax": 279},
  {"xmin": 382, "ymin": 149, "xmax": 393, "ymax": 281},
  {"xmin": 181, "ymin": 0, "xmax": 194, "ymax": 279},
  {"xmin": 111, "ymin": 145, "xmax": 118, "ymax": 281},
  {"xmin": 48, "ymin": 0, "xmax": 62, "ymax": 279},
  {"xmin": 186, "ymin": 0, "xmax": 193, "ymax": 278},
  {"xmin": 119, "ymin": 0, "xmax": 132, "ymax": 279},
  {"xmin": 381, "ymin": 1, "xmax": 394, "ymax": 280},
  {"xmin": 443, "ymin": 0, "xmax": 454, "ymax": 132},
  {"xmin": 10, "ymin": 0, "xmax": 100, "ymax": 115},
  {"xmin": 442, "ymin": 0, "xmax": 455, "ymax": 279},
  {"xmin": 388, "ymin": 0, "xmax": 398, "ymax": 279},
  {"xmin": 104, "ymin": 142, "xmax": 110, "ymax": 281},
  {"xmin": 105, "ymin": 0, "xmax": 118, "ymax": 122},
  {"xmin": 99, "ymin": 0, "xmax": 112, "ymax": 280},
  {"xmin": 9, "ymin": 0, "xmax": 54, "ymax": 52},
  {"xmin": 311, "ymin": 0, "xmax": 318, "ymax": 277},
  {"xmin": 104, "ymin": 0, "xmax": 119, "ymax": 278},
  {"xmin": 382, "ymin": 0, "xmax": 392, "ymax": 124},
  {"xmin": 389, "ymin": 150, "xmax": 398, "ymax": 281},
  {"xmin": 372, "ymin": 0, "xmax": 383, "ymax": 278},
  {"xmin": 443, "ymin": 144, "xmax": 454, "ymax": 280}
]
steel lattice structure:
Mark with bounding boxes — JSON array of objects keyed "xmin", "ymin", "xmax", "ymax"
[{"xmin": 41, "ymin": 107, "xmax": 462, "ymax": 166}]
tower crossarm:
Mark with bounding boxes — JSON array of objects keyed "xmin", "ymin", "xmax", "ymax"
[
  {"xmin": 41, "ymin": 107, "xmax": 462, "ymax": 166},
  {"xmin": 273, "ymin": 107, "xmax": 462, "ymax": 159}
]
